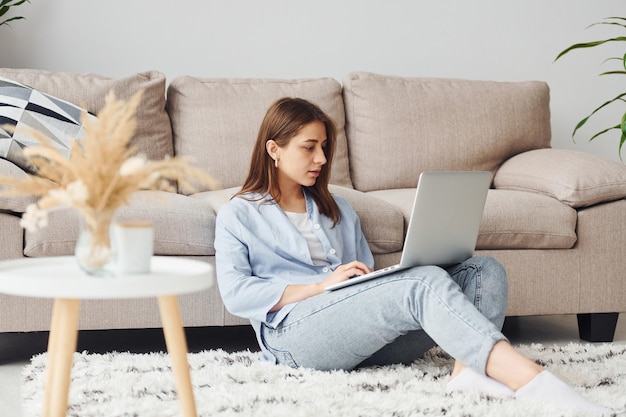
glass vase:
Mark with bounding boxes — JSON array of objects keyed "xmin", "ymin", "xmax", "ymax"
[{"xmin": 74, "ymin": 212, "xmax": 117, "ymax": 277}]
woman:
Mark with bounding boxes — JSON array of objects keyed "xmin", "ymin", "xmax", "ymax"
[{"xmin": 215, "ymin": 97, "xmax": 608, "ymax": 414}]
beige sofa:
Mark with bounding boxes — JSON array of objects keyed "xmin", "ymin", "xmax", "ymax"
[{"xmin": 1, "ymin": 69, "xmax": 625, "ymax": 342}]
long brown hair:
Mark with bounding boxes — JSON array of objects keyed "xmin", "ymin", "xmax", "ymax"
[{"xmin": 236, "ymin": 97, "xmax": 340, "ymax": 225}]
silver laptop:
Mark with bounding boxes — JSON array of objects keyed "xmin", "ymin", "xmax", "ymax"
[{"xmin": 325, "ymin": 171, "xmax": 491, "ymax": 291}]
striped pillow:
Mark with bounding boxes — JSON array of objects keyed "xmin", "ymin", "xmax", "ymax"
[{"xmin": 0, "ymin": 75, "xmax": 95, "ymax": 172}]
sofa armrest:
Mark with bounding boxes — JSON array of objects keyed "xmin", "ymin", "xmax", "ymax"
[
  {"xmin": 0, "ymin": 159, "xmax": 37, "ymax": 213},
  {"xmin": 494, "ymin": 148, "xmax": 626, "ymax": 208}
]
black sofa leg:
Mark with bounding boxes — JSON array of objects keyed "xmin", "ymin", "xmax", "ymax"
[{"xmin": 577, "ymin": 313, "xmax": 619, "ymax": 342}]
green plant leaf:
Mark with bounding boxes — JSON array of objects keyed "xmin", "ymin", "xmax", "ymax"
[
  {"xmin": 0, "ymin": 0, "xmax": 28, "ymax": 25},
  {"xmin": 588, "ymin": 21, "xmax": 626, "ymax": 30},
  {"xmin": 572, "ymin": 93, "xmax": 626, "ymax": 137},
  {"xmin": 617, "ymin": 112, "xmax": 626, "ymax": 162},
  {"xmin": 558, "ymin": 17, "xmax": 626, "ymax": 161},
  {"xmin": 0, "ymin": 0, "xmax": 28, "ymax": 8},
  {"xmin": 588, "ymin": 124, "xmax": 621, "ymax": 142},
  {"xmin": 0, "ymin": 15, "xmax": 23, "ymax": 26},
  {"xmin": 0, "ymin": 0, "xmax": 29, "ymax": 6},
  {"xmin": 585, "ymin": 112, "xmax": 626, "ymax": 161},
  {"xmin": 604, "ymin": 16, "xmax": 626, "ymax": 21},
  {"xmin": 555, "ymin": 37, "xmax": 626, "ymax": 61},
  {"xmin": 601, "ymin": 56, "xmax": 625, "ymax": 66}
]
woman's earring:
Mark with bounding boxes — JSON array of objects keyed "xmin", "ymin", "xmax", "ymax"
[{"xmin": 274, "ymin": 158, "xmax": 278, "ymax": 168}]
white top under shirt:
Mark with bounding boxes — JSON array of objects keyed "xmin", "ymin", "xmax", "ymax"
[{"xmin": 284, "ymin": 211, "xmax": 330, "ymax": 266}]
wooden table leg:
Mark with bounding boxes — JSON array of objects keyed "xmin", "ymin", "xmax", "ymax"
[
  {"xmin": 158, "ymin": 295, "xmax": 197, "ymax": 417},
  {"xmin": 42, "ymin": 298, "xmax": 80, "ymax": 417}
]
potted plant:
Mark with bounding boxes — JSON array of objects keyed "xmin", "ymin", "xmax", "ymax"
[
  {"xmin": 0, "ymin": 0, "xmax": 29, "ymax": 27},
  {"xmin": 0, "ymin": 91, "xmax": 218, "ymax": 275},
  {"xmin": 555, "ymin": 16, "xmax": 626, "ymax": 161}
]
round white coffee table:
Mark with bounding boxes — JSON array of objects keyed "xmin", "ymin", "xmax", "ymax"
[{"xmin": 0, "ymin": 256, "xmax": 214, "ymax": 417}]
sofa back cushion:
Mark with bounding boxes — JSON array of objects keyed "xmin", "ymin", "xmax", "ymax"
[
  {"xmin": 0, "ymin": 68, "xmax": 173, "ymax": 162},
  {"xmin": 24, "ymin": 190, "xmax": 216, "ymax": 257},
  {"xmin": 167, "ymin": 76, "xmax": 353, "ymax": 193},
  {"xmin": 343, "ymin": 72, "xmax": 552, "ymax": 192}
]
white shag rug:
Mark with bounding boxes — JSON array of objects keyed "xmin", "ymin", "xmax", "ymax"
[{"xmin": 22, "ymin": 343, "xmax": 626, "ymax": 417}]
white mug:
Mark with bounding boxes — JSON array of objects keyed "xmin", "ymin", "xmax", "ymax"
[{"xmin": 114, "ymin": 221, "xmax": 154, "ymax": 274}]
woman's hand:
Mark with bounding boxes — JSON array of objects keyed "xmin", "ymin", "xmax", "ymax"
[
  {"xmin": 320, "ymin": 261, "xmax": 372, "ymax": 288},
  {"xmin": 269, "ymin": 261, "xmax": 372, "ymax": 312}
]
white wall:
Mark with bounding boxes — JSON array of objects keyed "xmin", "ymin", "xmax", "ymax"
[{"xmin": 1, "ymin": 0, "xmax": 624, "ymax": 161}]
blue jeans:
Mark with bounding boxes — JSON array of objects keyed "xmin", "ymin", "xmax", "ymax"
[{"xmin": 261, "ymin": 255, "xmax": 509, "ymax": 373}]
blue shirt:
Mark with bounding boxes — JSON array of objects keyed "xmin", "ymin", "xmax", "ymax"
[{"xmin": 214, "ymin": 190, "xmax": 374, "ymax": 362}]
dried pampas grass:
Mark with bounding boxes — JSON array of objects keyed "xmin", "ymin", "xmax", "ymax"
[{"xmin": 0, "ymin": 89, "xmax": 217, "ymax": 269}]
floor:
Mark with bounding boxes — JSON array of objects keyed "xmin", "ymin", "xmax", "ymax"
[{"xmin": 1, "ymin": 314, "xmax": 624, "ymax": 417}]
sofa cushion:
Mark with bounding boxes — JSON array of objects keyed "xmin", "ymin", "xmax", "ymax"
[
  {"xmin": 329, "ymin": 185, "xmax": 404, "ymax": 254},
  {"xmin": 367, "ymin": 188, "xmax": 577, "ymax": 250},
  {"xmin": 0, "ymin": 212, "xmax": 24, "ymax": 260},
  {"xmin": 0, "ymin": 68, "xmax": 173, "ymax": 162},
  {"xmin": 0, "ymin": 75, "xmax": 97, "ymax": 172},
  {"xmin": 343, "ymin": 72, "xmax": 552, "ymax": 192},
  {"xmin": 0, "ymin": 159, "xmax": 37, "ymax": 212},
  {"xmin": 167, "ymin": 76, "xmax": 353, "ymax": 193},
  {"xmin": 190, "ymin": 187, "xmax": 240, "ymax": 214},
  {"xmin": 494, "ymin": 148, "xmax": 626, "ymax": 208},
  {"xmin": 478, "ymin": 189, "xmax": 577, "ymax": 249},
  {"xmin": 24, "ymin": 190, "xmax": 216, "ymax": 257}
]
